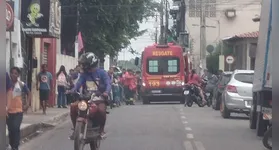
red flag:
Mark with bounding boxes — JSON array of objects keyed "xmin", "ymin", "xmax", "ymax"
[{"xmin": 78, "ymin": 32, "xmax": 84, "ymax": 52}]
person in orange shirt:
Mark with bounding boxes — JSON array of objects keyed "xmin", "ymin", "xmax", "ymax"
[{"xmin": 7, "ymin": 67, "xmax": 31, "ymax": 150}]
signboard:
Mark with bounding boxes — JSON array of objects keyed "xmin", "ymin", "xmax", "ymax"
[
  {"xmin": 152, "ymin": 51, "xmax": 173, "ymax": 56},
  {"xmin": 21, "ymin": 0, "xmax": 60, "ymax": 38},
  {"xmin": 225, "ymin": 55, "xmax": 235, "ymax": 64},
  {"xmin": 6, "ymin": 1, "xmax": 14, "ymax": 31}
]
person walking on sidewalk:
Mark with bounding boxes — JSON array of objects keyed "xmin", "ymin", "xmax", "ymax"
[
  {"xmin": 36, "ymin": 64, "xmax": 53, "ymax": 115},
  {"xmin": 7, "ymin": 67, "xmax": 31, "ymax": 150},
  {"xmin": 56, "ymin": 65, "xmax": 69, "ymax": 108}
]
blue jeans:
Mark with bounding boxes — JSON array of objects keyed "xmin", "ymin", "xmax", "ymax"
[
  {"xmin": 7, "ymin": 112, "xmax": 23, "ymax": 150},
  {"xmin": 57, "ymin": 86, "xmax": 67, "ymax": 107}
]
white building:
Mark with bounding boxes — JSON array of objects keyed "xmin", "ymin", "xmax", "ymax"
[
  {"xmin": 6, "ymin": 18, "xmax": 23, "ymax": 71},
  {"xmin": 185, "ymin": 0, "xmax": 261, "ymax": 70}
]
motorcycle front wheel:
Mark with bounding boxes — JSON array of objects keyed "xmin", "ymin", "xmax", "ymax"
[
  {"xmin": 184, "ymin": 95, "xmax": 193, "ymax": 107},
  {"xmin": 90, "ymin": 138, "xmax": 101, "ymax": 150},
  {"xmin": 74, "ymin": 122, "xmax": 85, "ymax": 150},
  {"xmin": 263, "ymin": 126, "xmax": 272, "ymax": 150}
]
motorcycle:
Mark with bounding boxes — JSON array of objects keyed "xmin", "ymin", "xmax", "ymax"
[
  {"xmin": 262, "ymin": 114, "xmax": 272, "ymax": 150},
  {"xmin": 183, "ymin": 84, "xmax": 204, "ymax": 107},
  {"xmin": 201, "ymin": 78, "xmax": 212, "ymax": 107},
  {"xmin": 70, "ymin": 92, "xmax": 105, "ymax": 150}
]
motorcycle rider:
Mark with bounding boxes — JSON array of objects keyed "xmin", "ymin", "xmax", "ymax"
[
  {"xmin": 187, "ymin": 69, "xmax": 207, "ymax": 105},
  {"xmin": 69, "ymin": 52, "xmax": 111, "ymax": 139}
]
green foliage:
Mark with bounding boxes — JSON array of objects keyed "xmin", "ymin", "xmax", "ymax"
[
  {"xmin": 61, "ymin": 0, "xmax": 160, "ymax": 58},
  {"xmin": 206, "ymin": 41, "xmax": 235, "ymax": 73},
  {"xmin": 118, "ymin": 59, "xmax": 141, "ymax": 71}
]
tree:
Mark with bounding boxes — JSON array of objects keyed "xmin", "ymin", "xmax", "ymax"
[
  {"xmin": 61, "ymin": 0, "xmax": 160, "ymax": 58},
  {"xmin": 206, "ymin": 41, "xmax": 234, "ymax": 74}
]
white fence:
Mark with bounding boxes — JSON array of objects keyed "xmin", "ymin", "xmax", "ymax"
[{"xmin": 56, "ymin": 54, "xmax": 78, "ymax": 73}]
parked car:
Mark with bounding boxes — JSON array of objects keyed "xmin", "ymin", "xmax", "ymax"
[
  {"xmin": 220, "ymin": 70, "xmax": 254, "ymax": 118},
  {"xmin": 212, "ymin": 71, "xmax": 233, "ymax": 110}
]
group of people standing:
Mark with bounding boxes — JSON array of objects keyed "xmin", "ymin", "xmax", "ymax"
[{"xmin": 107, "ymin": 67, "xmax": 141, "ymax": 104}]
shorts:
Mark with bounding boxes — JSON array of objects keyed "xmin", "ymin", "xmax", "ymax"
[{"xmin": 39, "ymin": 89, "xmax": 50, "ymax": 101}]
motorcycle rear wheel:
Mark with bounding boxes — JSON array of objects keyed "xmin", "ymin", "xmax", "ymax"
[
  {"xmin": 263, "ymin": 126, "xmax": 272, "ymax": 150},
  {"xmin": 74, "ymin": 122, "xmax": 85, "ymax": 150}
]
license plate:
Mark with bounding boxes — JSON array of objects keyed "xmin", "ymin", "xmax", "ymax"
[
  {"xmin": 151, "ymin": 90, "xmax": 161, "ymax": 93},
  {"xmin": 184, "ymin": 90, "xmax": 189, "ymax": 95},
  {"xmin": 206, "ymin": 93, "xmax": 210, "ymax": 96}
]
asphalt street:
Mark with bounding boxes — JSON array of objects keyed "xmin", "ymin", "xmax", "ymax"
[{"xmin": 20, "ymin": 102, "xmax": 266, "ymax": 150}]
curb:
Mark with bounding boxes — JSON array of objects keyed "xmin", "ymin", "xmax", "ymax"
[{"xmin": 6, "ymin": 112, "xmax": 69, "ymax": 146}]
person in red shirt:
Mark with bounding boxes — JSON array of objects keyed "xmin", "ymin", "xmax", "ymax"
[{"xmin": 187, "ymin": 69, "xmax": 206, "ymax": 105}]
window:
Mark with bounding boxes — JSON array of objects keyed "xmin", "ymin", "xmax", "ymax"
[
  {"xmin": 147, "ymin": 57, "xmax": 180, "ymax": 75},
  {"xmin": 148, "ymin": 60, "xmax": 159, "ymax": 73},
  {"xmin": 168, "ymin": 60, "xmax": 178, "ymax": 72},
  {"xmin": 234, "ymin": 73, "xmax": 254, "ymax": 84}
]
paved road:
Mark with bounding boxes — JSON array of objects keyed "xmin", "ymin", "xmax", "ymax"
[{"xmin": 20, "ymin": 103, "xmax": 266, "ymax": 150}]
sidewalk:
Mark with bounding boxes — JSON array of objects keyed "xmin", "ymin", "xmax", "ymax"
[{"xmin": 6, "ymin": 108, "xmax": 69, "ymax": 145}]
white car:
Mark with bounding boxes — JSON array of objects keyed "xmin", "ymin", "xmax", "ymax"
[{"xmin": 220, "ymin": 70, "xmax": 254, "ymax": 118}]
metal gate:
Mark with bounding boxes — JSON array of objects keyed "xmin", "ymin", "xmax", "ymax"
[{"xmin": 42, "ymin": 44, "xmax": 49, "ymax": 65}]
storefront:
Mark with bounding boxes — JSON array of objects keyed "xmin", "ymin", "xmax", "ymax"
[{"xmin": 21, "ymin": 0, "xmax": 61, "ymax": 109}]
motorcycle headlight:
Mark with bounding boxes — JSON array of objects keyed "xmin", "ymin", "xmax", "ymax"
[
  {"xmin": 142, "ymin": 82, "xmax": 146, "ymax": 87},
  {"xmin": 184, "ymin": 90, "xmax": 189, "ymax": 95},
  {"xmin": 78, "ymin": 101, "xmax": 88, "ymax": 111}
]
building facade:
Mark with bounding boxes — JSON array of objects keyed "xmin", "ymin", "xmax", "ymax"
[{"xmin": 185, "ymin": 0, "xmax": 261, "ymax": 71}]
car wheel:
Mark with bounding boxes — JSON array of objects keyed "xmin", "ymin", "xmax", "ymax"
[
  {"xmin": 220, "ymin": 98, "xmax": 230, "ymax": 118},
  {"xmin": 249, "ymin": 96, "xmax": 257, "ymax": 129}
]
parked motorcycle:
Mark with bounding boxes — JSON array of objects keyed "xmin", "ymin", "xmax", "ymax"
[
  {"xmin": 70, "ymin": 92, "xmax": 104, "ymax": 150},
  {"xmin": 183, "ymin": 84, "xmax": 204, "ymax": 107}
]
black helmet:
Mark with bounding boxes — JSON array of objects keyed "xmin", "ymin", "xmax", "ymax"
[{"xmin": 78, "ymin": 52, "xmax": 99, "ymax": 70}]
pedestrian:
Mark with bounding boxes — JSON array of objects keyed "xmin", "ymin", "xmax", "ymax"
[
  {"xmin": 56, "ymin": 65, "xmax": 68, "ymax": 108},
  {"xmin": 36, "ymin": 64, "xmax": 53, "ymax": 115},
  {"xmin": 7, "ymin": 67, "xmax": 31, "ymax": 150}
]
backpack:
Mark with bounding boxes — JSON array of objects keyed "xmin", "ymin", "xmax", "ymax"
[{"xmin": 57, "ymin": 73, "xmax": 67, "ymax": 86}]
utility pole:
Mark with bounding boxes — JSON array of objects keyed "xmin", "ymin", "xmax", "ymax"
[
  {"xmin": 155, "ymin": 14, "xmax": 158, "ymax": 43},
  {"xmin": 164, "ymin": 0, "xmax": 169, "ymax": 44},
  {"xmin": 159, "ymin": 0, "xmax": 164, "ymax": 44},
  {"xmin": 200, "ymin": 0, "xmax": 207, "ymax": 73},
  {"xmin": 74, "ymin": 0, "xmax": 81, "ymax": 58}
]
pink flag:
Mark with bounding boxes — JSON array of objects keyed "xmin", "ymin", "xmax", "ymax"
[{"xmin": 78, "ymin": 32, "xmax": 84, "ymax": 52}]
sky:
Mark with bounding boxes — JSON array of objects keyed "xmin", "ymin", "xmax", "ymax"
[
  {"xmin": 118, "ymin": 0, "xmax": 173, "ymax": 61},
  {"xmin": 117, "ymin": 19, "xmax": 157, "ymax": 61}
]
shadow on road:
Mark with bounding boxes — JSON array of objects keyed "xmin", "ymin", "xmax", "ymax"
[{"xmin": 228, "ymin": 115, "xmax": 249, "ymax": 120}]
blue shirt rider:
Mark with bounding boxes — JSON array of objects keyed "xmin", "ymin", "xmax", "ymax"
[{"xmin": 69, "ymin": 52, "xmax": 111, "ymax": 139}]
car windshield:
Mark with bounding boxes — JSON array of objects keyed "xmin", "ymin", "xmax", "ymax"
[
  {"xmin": 147, "ymin": 57, "xmax": 180, "ymax": 75},
  {"xmin": 234, "ymin": 73, "xmax": 254, "ymax": 84}
]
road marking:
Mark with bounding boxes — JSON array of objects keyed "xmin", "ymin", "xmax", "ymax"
[
  {"xmin": 186, "ymin": 133, "xmax": 194, "ymax": 139},
  {"xmin": 185, "ymin": 127, "xmax": 192, "ymax": 131},
  {"xmin": 194, "ymin": 141, "xmax": 206, "ymax": 150},
  {"xmin": 184, "ymin": 141, "xmax": 194, "ymax": 150},
  {"xmin": 180, "ymin": 108, "xmax": 183, "ymax": 111},
  {"xmin": 181, "ymin": 116, "xmax": 186, "ymax": 119},
  {"xmin": 182, "ymin": 121, "xmax": 188, "ymax": 124}
]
